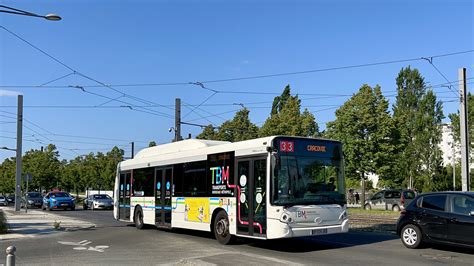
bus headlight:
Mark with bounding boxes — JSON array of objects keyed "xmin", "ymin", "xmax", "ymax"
[{"xmin": 280, "ymin": 212, "xmax": 294, "ymax": 224}]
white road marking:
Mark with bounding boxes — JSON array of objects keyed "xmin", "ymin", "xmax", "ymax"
[{"xmin": 58, "ymin": 240, "xmax": 109, "ymax": 252}]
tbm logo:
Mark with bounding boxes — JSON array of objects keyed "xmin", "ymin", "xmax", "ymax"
[{"xmin": 210, "ymin": 166, "xmax": 230, "ymax": 185}]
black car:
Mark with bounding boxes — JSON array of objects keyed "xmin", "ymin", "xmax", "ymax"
[{"xmin": 396, "ymin": 191, "xmax": 474, "ymax": 249}]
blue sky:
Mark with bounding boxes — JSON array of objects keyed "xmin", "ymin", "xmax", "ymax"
[{"xmin": 1, "ymin": 0, "xmax": 473, "ymax": 162}]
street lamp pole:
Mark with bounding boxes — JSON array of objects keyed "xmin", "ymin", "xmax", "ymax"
[
  {"xmin": 14, "ymin": 95, "xmax": 23, "ymax": 211},
  {"xmin": 0, "ymin": 5, "xmax": 61, "ymax": 21}
]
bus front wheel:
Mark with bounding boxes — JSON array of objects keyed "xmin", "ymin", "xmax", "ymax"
[
  {"xmin": 213, "ymin": 211, "xmax": 233, "ymax": 245},
  {"xmin": 134, "ymin": 207, "xmax": 144, "ymax": 230}
]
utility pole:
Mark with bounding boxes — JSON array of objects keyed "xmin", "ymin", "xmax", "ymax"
[
  {"xmin": 459, "ymin": 68, "xmax": 470, "ymax": 191},
  {"xmin": 174, "ymin": 98, "xmax": 182, "ymax": 142},
  {"xmin": 131, "ymin": 142, "xmax": 134, "ymax": 159},
  {"xmin": 14, "ymin": 95, "xmax": 23, "ymax": 211}
]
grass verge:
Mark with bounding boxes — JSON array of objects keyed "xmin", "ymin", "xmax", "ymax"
[
  {"xmin": 348, "ymin": 208, "xmax": 400, "ymax": 217},
  {"xmin": 0, "ymin": 210, "xmax": 8, "ymax": 234}
]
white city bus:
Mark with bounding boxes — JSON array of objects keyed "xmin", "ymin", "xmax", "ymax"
[{"xmin": 114, "ymin": 136, "xmax": 348, "ymax": 244}]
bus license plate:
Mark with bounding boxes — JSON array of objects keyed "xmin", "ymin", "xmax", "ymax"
[{"xmin": 312, "ymin": 228, "xmax": 327, "ymax": 235}]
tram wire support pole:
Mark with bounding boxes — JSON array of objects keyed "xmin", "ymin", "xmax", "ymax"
[
  {"xmin": 459, "ymin": 68, "xmax": 470, "ymax": 191},
  {"xmin": 174, "ymin": 98, "xmax": 183, "ymax": 142},
  {"xmin": 15, "ymin": 95, "xmax": 23, "ymax": 212}
]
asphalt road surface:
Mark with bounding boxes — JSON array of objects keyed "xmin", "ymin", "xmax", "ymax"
[{"xmin": 2, "ymin": 209, "xmax": 473, "ymax": 266}]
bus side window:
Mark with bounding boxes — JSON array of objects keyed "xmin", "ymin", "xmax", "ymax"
[{"xmin": 173, "ymin": 164, "xmax": 184, "ymax": 196}]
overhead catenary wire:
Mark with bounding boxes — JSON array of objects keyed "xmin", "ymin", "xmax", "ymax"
[{"xmin": 0, "ymin": 25, "xmax": 175, "ymax": 118}]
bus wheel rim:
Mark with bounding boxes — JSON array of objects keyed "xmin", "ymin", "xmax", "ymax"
[{"xmin": 216, "ymin": 219, "xmax": 228, "ymax": 236}]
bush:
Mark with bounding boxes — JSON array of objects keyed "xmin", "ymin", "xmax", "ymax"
[{"xmin": 0, "ymin": 210, "xmax": 8, "ymax": 234}]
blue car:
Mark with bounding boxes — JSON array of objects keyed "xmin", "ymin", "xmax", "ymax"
[{"xmin": 42, "ymin": 191, "xmax": 75, "ymax": 211}]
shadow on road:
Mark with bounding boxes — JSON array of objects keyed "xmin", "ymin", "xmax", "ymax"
[{"xmin": 422, "ymin": 243, "xmax": 474, "ymax": 255}]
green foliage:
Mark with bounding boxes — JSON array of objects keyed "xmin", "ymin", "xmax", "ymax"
[
  {"xmin": 22, "ymin": 144, "xmax": 61, "ymax": 191},
  {"xmin": 259, "ymin": 85, "xmax": 318, "ymax": 137},
  {"xmin": 0, "ymin": 210, "xmax": 8, "ymax": 234},
  {"xmin": 0, "ymin": 158, "xmax": 15, "ymax": 194},
  {"xmin": 326, "ymin": 84, "xmax": 394, "ymax": 182},
  {"xmin": 449, "ymin": 93, "xmax": 473, "ymax": 151},
  {"xmin": 197, "ymin": 108, "xmax": 258, "ymax": 142},
  {"xmin": 391, "ymin": 67, "xmax": 444, "ymax": 192},
  {"xmin": 148, "ymin": 141, "xmax": 157, "ymax": 147},
  {"xmin": 0, "ymin": 145, "xmax": 124, "ymax": 194}
]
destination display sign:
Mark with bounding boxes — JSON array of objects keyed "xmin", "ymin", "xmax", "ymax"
[{"xmin": 273, "ymin": 137, "xmax": 342, "ymax": 158}]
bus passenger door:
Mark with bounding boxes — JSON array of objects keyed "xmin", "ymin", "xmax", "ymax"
[
  {"xmin": 155, "ymin": 167, "xmax": 173, "ymax": 227},
  {"xmin": 236, "ymin": 158, "xmax": 267, "ymax": 237},
  {"xmin": 119, "ymin": 172, "xmax": 131, "ymax": 220}
]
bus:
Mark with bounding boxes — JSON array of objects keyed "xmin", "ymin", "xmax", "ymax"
[{"xmin": 113, "ymin": 136, "xmax": 348, "ymax": 244}]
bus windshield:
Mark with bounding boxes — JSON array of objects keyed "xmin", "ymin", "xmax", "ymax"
[{"xmin": 272, "ymin": 155, "xmax": 345, "ymax": 206}]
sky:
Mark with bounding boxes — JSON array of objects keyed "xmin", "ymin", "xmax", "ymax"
[{"xmin": 0, "ymin": 0, "xmax": 473, "ymax": 162}]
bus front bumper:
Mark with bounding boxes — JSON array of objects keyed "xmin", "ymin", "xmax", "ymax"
[{"xmin": 267, "ymin": 218, "xmax": 350, "ymax": 239}]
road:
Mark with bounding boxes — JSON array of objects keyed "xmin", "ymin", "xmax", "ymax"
[{"xmin": 2, "ymin": 209, "xmax": 473, "ymax": 266}]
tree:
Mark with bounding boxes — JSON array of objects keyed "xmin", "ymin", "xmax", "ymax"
[
  {"xmin": 259, "ymin": 85, "xmax": 318, "ymax": 137},
  {"xmin": 0, "ymin": 157, "xmax": 16, "ymax": 194},
  {"xmin": 392, "ymin": 67, "xmax": 444, "ymax": 192},
  {"xmin": 197, "ymin": 108, "xmax": 258, "ymax": 142},
  {"xmin": 22, "ymin": 144, "xmax": 62, "ymax": 191},
  {"xmin": 196, "ymin": 125, "xmax": 217, "ymax": 140},
  {"xmin": 148, "ymin": 141, "xmax": 157, "ymax": 147},
  {"xmin": 326, "ymin": 84, "xmax": 394, "ymax": 203},
  {"xmin": 449, "ymin": 93, "xmax": 473, "ymax": 151}
]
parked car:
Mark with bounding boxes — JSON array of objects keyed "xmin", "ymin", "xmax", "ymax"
[
  {"xmin": 0, "ymin": 196, "xmax": 7, "ymax": 206},
  {"xmin": 21, "ymin": 192, "xmax": 43, "ymax": 208},
  {"xmin": 83, "ymin": 194, "xmax": 113, "ymax": 210},
  {"xmin": 42, "ymin": 191, "xmax": 75, "ymax": 211},
  {"xmin": 364, "ymin": 189, "xmax": 415, "ymax": 211},
  {"xmin": 397, "ymin": 191, "xmax": 474, "ymax": 249},
  {"xmin": 6, "ymin": 194, "xmax": 15, "ymax": 204}
]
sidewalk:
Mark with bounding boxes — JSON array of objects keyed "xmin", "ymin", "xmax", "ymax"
[{"xmin": 0, "ymin": 207, "xmax": 95, "ymax": 240}]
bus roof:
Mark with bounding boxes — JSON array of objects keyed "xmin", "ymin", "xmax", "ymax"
[{"xmin": 119, "ymin": 136, "xmax": 340, "ymax": 171}]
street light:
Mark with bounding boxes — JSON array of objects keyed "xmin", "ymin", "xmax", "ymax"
[
  {"xmin": 0, "ymin": 5, "xmax": 61, "ymax": 21},
  {"xmin": 0, "ymin": 147, "xmax": 16, "ymax": 152}
]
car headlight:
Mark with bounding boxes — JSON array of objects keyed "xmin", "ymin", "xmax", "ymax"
[
  {"xmin": 52, "ymin": 199, "xmax": 57, "ymax": 203},
  {"xmin": 28, "ymin": 200, "xmax": 34, "ymax": 204}
]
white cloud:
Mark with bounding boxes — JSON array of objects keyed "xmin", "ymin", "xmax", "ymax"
[{"xmin": 0, "ymin": 90, "xmax": 22, "ymax": 96}]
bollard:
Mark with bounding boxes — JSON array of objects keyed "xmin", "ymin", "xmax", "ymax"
[{"xmin": 6, "ymin": 246, "xmax": 16, "ymax": 266}]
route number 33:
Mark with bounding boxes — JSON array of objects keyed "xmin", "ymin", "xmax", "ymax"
[{"xmin": 280, "ymin": 141, "xmax": 294, "ymax": 152}]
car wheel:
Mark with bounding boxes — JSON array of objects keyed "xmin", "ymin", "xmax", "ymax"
[
  {"xmin": 213, "ymin": 211, "xmax": 234, "ymax": 245},
  {"xmin": 392, "ymin": 205, "xmax": 400, "ymax": 211},
  {"xmin": 134, "ymin": 207, "xmax": 144, "ymax": 230},
  {"xmin": 83, "ymin": 204, "xmax": 87, "ymax": 210},
  {"xmin": 364, "ymin": 204, "xmax": 371, "ymax": 210},
  {"xmin": 401, "ymin": 224, "xmax": 423, "ymax": 249},
  {"xmin": 71, "ymin": 206, "xmax": 75, "ymax": 211}
]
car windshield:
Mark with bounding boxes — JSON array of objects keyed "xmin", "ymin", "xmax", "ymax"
[
  {"xmin": 50, "ymin": 192, "xmax": 69, "ymax": 198},
  {"xmin": 27, "ymin": 192, "xmax": 41, "ymax": 198},
  {"xmin": 93, "ymin": 195, "xmax": 111, "ymax": 199},
  {"xmin": 272, "ymin": 154, "xmax": 345, "ymax": 206}
]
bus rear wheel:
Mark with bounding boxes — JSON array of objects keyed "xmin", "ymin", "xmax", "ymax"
[
  {"xmin": 213, "ymin": 211, "xmax": 233, "ymax": 245},
  {"xmin": 134, "ymin": 207, "xmax": 144, "ymax": 230}
]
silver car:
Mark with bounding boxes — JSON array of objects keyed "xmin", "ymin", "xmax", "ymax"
[
  {"xmin": 364, "ymin": 189, "xmax": 416, "ymax": 211},
  {"xmin": 83, "ymin": 194, "xmax": 113, "ymax": 210},
  {"xmin": 0, "ymin": 196, "xmax": 7, "ymax": 206}
]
